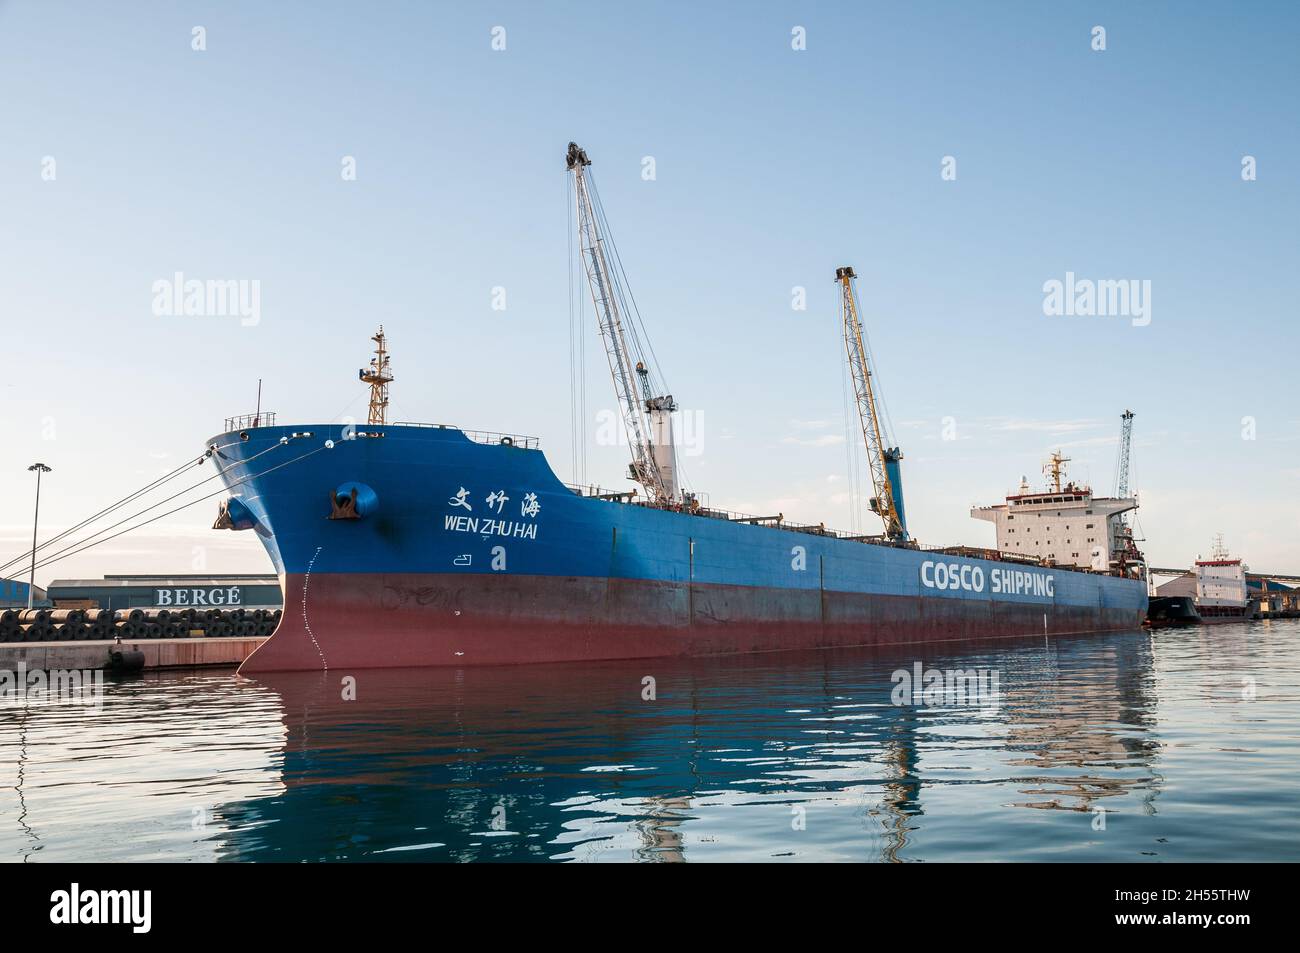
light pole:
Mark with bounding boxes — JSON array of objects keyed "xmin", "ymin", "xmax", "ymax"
[{"xmin": 27, "ymin": 463, "xmax": 51, "ymax": 610}]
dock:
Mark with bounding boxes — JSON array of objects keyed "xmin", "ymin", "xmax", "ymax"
[{"xmin": 0, "ymin": 636, "xmax": 266, "ymax": 672}]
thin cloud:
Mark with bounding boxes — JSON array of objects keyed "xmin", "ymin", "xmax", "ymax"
[
  {"xmin": 988, "ymin": 417, "xmax": 1102, "ymax": 434},
  {"xmin": 782, "ymin": 434, "xmax": 845, "ymax": 448},
  {"xmin": 1056, "ymin": 435, "xmax": 1119, "ymax": 449}
]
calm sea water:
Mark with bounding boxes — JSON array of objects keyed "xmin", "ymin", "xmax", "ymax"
[{"xmin": 3, "ymin": 620, "xmax": 1298, "ymax": 862}]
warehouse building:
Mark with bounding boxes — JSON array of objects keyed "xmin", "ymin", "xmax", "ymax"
[
  {"xmin": 0, "ymin": 577, "xmax": 46, "ymax": 607},
  {"xmin": 1250, "ymin": 579, "xmax": 1299, "ymax": 617},
  {"xmin": 45, "ymin": 574, "xmax": 282, "ymax": 611}
]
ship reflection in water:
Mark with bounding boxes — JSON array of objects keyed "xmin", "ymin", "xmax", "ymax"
[{"xmin": 3, "ymin": 623, "xmax": 1299, "ymax": 862}]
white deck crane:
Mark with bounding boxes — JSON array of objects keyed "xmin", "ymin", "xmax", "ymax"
[
  {"xmin": 837, "ymin": 266, "xmax": 908, "ymax": 542},
  {"xmin": 1112, "ymin": 409, "xmax": 1145, "ymax": 578},
  {"xmin": 567, "ymin": 142, "xmax": 679, "ymax": 505},
  {"xmin": 1115, "ymin": 409, "xmax": 1134, "ymax": 519}
]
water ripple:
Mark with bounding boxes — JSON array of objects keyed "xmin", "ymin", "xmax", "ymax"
[{"xmin": 2, "ymin": 622, "xmax": 1298, "ymax": 861}]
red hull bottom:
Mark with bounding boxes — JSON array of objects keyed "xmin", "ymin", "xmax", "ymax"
[{"xmin": 238, "ymin": 573, "xmax": 1147, "ymax": 673}]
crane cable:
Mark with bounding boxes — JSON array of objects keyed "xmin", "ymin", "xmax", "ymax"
[
  {"xmin": 841, "ymin": 352, "xmax": 864, "ymax": 534},
  {"xmin": 567, "ymin": 171, "xmax": 587, "ymax": 486},
  {"xmin": 11, "ymin": 439, "xmax": 288, "ymax": 576},
  {"xmin": 586, "ymin": 167, "xmax": 694, "ymax": 495},
  {"xmin": 588, "ymin": 168, "xmax": 670, "ymax": 400},
  {"xmin": 568, "ymin": 170, "xmax": 576, "ymax": 483},
  {"xmin": 30, "ymin": 441, "xmax": 327, "ymax": 573},
  {"xmin": 852, "ymin": 281, "xmax": 898, "ymax": 450}
]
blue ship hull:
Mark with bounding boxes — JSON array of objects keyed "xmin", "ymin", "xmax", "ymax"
[{"xmin": 208, "ymin": 423, "xmax": 1149, "ymax": 672}]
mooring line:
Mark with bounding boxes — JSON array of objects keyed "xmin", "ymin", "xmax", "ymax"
[
  {"xmin": 30, "ymin": 442, "xmax": 326, "ymax": 573},
  {"xmin": 0, "ymin": 452, "xmax": 212, "ymax": 577}
]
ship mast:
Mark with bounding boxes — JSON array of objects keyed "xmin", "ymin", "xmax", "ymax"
[
  {"xmin": 1043, "ymin": 450, "xmax": 1070, "ymax": 493},
  {"xmin": 837, "ymin": 266, "xmax": 907, "ymax": 541},
  {"xmin": 1211, "ymin": 533, "xmax": 1230, "ymax": 560},
  {"xmin": 359, "ymin": 326, "xmax": 393, "ymax": 426},
  {"xmin": 566, "ymin": 141, "xmax": 678, "ymax": 505}
]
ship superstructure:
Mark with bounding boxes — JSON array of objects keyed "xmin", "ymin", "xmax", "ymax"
[{"xmin": 972, "ymin": 450, "xmax": 1139, "ymax": 575}]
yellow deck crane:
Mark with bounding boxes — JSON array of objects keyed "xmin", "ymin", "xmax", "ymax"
[{"xmin": 837, "ymin": 266, "xmax": 909, "ymax": 542}]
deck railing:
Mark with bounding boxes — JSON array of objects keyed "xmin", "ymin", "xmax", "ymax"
[
  {"xmin": 562, "ymin": 487, "xmax": 1113, "ymax": 572},
  {"xmin": 224, "ymin": 412, "xmax": 276, "ymax": 431},
  {"xmin": 391, "ymin": 422, "xmax": 539, "ymax": 450},
  {"xmin": 563, "ymin": 487, "xmax": 924, "ymax": 546}
]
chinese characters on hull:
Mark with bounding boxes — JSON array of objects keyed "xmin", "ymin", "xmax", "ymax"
[{"xmin": 447, "ymin": 487, "xmax": 542, "ymax": 520}]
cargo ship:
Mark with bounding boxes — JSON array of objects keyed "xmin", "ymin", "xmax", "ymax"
[
  {"xmin": 1151, "ymin": 537, "xmax": 1254, "ymax": 625},
  {"xmin": 210, "ymin": 143, "xmax": 1147, "ymax": 673},
  {"xmin": 1193, "ymin": 536, "xmax": 1253, "ymax": 624}
]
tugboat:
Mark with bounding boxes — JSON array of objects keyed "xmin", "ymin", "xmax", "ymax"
[{"xmin": 1145, "ymin": 595, "xmax": 1201, "ymax": 628}]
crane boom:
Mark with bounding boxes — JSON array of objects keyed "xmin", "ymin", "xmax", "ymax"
[
  {"xmin": 1115, "ymin": 409, "xmax": 1134, "ymax": 499},
  {"xmin": 566, "ymin": 142, "xmax": 677, "ymax": 505},
  {"xmin": 1110, "ymin": 409, "xmax": 1145, "ymax": 578},
  {"xmin": 838, "ymin": 266, "xmax": 907, "ymax": 541},
  {"xmin": 1115, "ymin": 409, "xmax": 1135, "ymax": 530}
]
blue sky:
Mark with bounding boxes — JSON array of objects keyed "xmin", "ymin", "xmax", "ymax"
[{"xmin": 1, "ymin": 0, "xmax": 1297, "ymax": 583}]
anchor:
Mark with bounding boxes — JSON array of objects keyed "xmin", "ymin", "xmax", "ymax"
[{"xmin": 329, "ymin": 486, "xmax": 360, "ymax": 520}]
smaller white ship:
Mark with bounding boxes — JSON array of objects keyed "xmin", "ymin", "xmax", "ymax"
[{"xmin": 1192, "ymin": 535, "xmax": 1252, "ymax": 624}]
